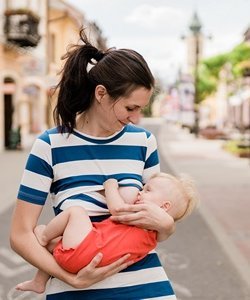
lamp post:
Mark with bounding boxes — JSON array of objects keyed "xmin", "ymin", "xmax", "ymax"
[{"xmin": 189, "ymin": 12, "xmax": 202, "ymax": 136}]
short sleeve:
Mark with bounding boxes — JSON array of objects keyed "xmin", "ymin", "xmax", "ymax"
[
  {"xmin": 17, "ymin": 131, "xmax": 54, "ymax": 205},
  {"xmin": 142, "ymin": 132, "xmax": 160, "ymax": 184}
]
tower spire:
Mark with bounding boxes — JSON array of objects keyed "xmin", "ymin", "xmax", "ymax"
[{"xmin": 189, "ymin": 11, "xmax": 202, "ymax": 34}]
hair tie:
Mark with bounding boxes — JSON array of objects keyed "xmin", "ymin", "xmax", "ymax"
[{"xmin": 86, "ymin": 59, "xmax": 97, "ymax": 73}]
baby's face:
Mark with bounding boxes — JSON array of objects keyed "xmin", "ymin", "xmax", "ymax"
[{"xmin": 137, "ymin": 177, "xmax": 169, "ymax": 206}]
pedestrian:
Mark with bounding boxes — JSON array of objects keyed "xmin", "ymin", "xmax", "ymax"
[
  {"xmin": 10, "ymin": 29, "xmax": 177, "ymax": 299},
  {"xmin": 15, "ymin": 172, "xmax": 199, "ymax": 294}
]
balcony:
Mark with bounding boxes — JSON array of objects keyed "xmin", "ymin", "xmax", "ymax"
[{"xmin": 4, "ymin": 9, "xmax": 41, "ymax": 47}]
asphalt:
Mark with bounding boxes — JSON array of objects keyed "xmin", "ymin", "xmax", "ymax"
[{"xmin": 157, "ymin": 120, "xmax": 250, "ymax": 290}]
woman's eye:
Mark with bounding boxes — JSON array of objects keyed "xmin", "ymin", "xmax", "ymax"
[{"xmin": 126, "ymin": 107, "xmax": 134, "ymax": 112}]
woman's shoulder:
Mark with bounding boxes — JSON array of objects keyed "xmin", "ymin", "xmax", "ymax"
[
  {"xmin": 125, "ymin": 124, "xmax": 153, "ymax": 138},
  {"xmin": 35, "ymin": 127, "xmax": 61, "ymax": 145},
  {"xmin": 38, "ymin": 126, "xmax": 64, "ymax": 138}
]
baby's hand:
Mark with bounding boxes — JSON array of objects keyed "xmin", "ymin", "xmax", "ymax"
[{"xmin": 103, "ymin": 179, "xmax": 119, "ymax": 189}]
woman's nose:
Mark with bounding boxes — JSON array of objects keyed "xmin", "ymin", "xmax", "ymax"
[{"xmin": 128, "ymin": 112, "xmax": 141, "ymax": 124}]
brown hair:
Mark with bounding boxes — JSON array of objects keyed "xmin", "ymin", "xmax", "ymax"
[{"xmin": 53, "ymin": 29, "xmax": 155, "ymax": 133}]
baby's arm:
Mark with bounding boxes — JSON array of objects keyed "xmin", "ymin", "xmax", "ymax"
[{"xmin": 104, "ymin": 179, "xmax": 138, "ymax": 216}]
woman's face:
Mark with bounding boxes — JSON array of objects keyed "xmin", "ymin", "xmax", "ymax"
[{"xmin": 100, "ymin": 86, "xmax": 153, "ymax": 132}]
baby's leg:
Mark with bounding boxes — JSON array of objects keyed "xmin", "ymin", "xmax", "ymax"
[
  {"xmin": 16, "ymin": 207, "xmax": 92, "ymax": 293},
  {"xmin": 61, "ymin": 206, "xmax": 93, "ymax": 249},
  {"xmin": 36, "ymin": 206, "xmax": 93, "ymax": 250},
  {"xmin": 16, "ymin": 269, "xmax": 49, "ymax": 294}
]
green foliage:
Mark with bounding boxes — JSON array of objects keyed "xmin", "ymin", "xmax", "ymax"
[
  {"xmin": 197, "ymin": 42, "xmax": 250, "ymax": 102},
  {"xmin": 229, "ymin": 43, "xmax": 250, "ymax": 65},
  {"xmin": 223, "ymin": 140, "xmax": 250, "ymax": 158},
  {"xmin": 231, "ymin": 43, "xmax": 250, "ymax": 77},
  {"xmin": 142, "ymin": 84, "xmax": 161, "ymax": 117},
  {"xmin": 196, "ymin": 74, "xmax": 216, "ymax": 103},
  {"xmin": 201, "ymin": 54, "xmax": 228, "ymax": 78}
]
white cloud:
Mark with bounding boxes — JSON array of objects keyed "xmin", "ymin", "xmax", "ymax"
[{"xmin": 125, "ymin": 4, "xmax": 186, "ymax": 31}]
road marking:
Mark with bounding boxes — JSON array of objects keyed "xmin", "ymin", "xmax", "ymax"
[
  {"xmin": 172, "ymin": 281, "xmax": 193, "ymax": 298},
  {"xmin": 7, "ymin": 287, "xmax": 44, "ymax": 300},
  {"xmin": 0, "ymin": 248, "xmax": 26, "ymax": 265},
  {"xmin": 158, "ymin": 249, "xmax": 190, "ymax": 270},
  {"xmin": 0, "ymin": 247, "xmax": 32, "ymax": 278},
  {"xmin": 0, "ymin": 262, "xmax": 32, "ymax": 278},
  {"xmin": 0, "ymin": 284, "xmax": 4, "ymax": 300},
  {"xmin": 157, "ymin": 249, "xmax": 192, "ymax": 298}
]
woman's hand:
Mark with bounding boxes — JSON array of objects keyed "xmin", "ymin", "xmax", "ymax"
[
  {"xmin": 71, "ymin": 253, "xmax": 133, "ymax": 289},
  {"xmin": 110, "ymin": 202, "xmax": 175, "ymax": 242}
]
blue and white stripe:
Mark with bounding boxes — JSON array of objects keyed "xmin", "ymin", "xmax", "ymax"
[
  {"xmin": 46, "ymin": 252, "xmax": 176, "ymax": 299},
  {"xmin": 17, "ymin": 124, "xmax": 176, "ymax": 299}
]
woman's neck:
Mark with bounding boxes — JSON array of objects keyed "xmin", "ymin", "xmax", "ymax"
[{"xmin": 76, "ymin": 111, "xmax": 115, "ymax": 137}]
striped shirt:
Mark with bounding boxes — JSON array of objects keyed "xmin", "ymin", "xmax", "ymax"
[{"xmin": 18, "ymin": 124, "xmax": 176, "ymax": 299}]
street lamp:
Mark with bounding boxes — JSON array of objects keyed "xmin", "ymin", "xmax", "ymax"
[{"xmin": 189, "ymin": 12, "xmax": 202, "ymax": 136}]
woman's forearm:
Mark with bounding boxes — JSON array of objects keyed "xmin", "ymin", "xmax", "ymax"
[
  {"xmin": 110, "ymin": 202, "xmax": 175, "ymax": 242},
  {"xmin": 156, "ymin": 221, "xmax": 175, "ymax": 242},
  {"xmin": 10, "ymin": 230, "xmax": 76, "ymax": 286},
  {"xmin": 104, "ymin": 179, "xmax": 126, "ymax": 215},
  {"xmin": 10, "ymin": 200, "xmax": 77, "ymax": 287}
]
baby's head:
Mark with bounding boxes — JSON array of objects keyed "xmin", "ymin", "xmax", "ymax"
[{"xmin": 141, "ymin": 172, "xmax": 199, "ymax": 221}]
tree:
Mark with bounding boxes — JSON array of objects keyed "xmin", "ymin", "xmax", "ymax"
[
  {"xmin": 142, "ymin": 78, "xmax": 163, "ymax": 117},
  {"xmin": 197, "ymin": 42, "xmax": 250, "ymax": 101}
]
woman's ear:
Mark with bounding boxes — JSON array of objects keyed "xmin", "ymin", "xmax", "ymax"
[
  {"xmin": 95, "ymin": 85, "xmax": 107, "ymax": 103},
  {"xmin": 161, "ymin": 201, "xmax": 171, "ymax": 212}
]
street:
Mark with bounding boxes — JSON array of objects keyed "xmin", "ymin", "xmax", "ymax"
[
  {"xmin": 0, "ymin": 118, "xmax": 250, "ymax": 299},
  {"xmin": 146, "ymin": 119, "xmax": 250, "ymax": 300}
]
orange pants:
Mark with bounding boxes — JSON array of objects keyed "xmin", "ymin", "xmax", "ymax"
[{"xmin": 53, "ymin": 218, "xmax": 157, "ymax": 273}]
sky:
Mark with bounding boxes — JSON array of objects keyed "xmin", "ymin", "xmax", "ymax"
[{"xmin": 67, "ymin": 0, "xmax": 250, "ymax": 85}]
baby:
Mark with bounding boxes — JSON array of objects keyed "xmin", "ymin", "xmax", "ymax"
[{"xmin": 16, "ymin": 172, "xmax": 199, "ymax": 294}]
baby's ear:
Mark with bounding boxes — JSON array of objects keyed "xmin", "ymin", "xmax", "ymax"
[{"xmin": 161, "ymin": 201, "xmax": 171, "ymax": 211}]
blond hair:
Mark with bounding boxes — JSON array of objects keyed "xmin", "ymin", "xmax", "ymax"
[{"xmin": 151, "ymin": 172, "xmax": 200, "ymax": 221}]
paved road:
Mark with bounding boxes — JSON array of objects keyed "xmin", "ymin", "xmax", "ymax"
[
  {"xmin": 0, "ymin": 119, "xmax": 250, "ymax": 299},
  {"xmin": 145, "ymin": 119, "xmax": 250, "ymax": 300}
]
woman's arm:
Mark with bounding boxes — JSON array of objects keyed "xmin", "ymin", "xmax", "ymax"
[
  {"xmin": 110, "ymin": 202, "xmax": 175, "ymax": 242},
  {"xmin": 104, "ymin": 179, "xmax": 140, "ymax": 216},
  {"xmin": 10, "ymin": 200, "xmax": 76, "ymax": 284},
  {"xmin": 103, "ymin": 179, "xmax": 126, "ymax": 215},
  {"xmin": 10, "ymin": 200, "xmax": 133, "ymax": 288}
]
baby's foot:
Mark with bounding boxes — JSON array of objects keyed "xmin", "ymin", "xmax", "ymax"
[
  {"xmin": 34, "ymin": 225, "xmax": 47, "ymax": 246},
  {"xmin": 16, "ymin": 280, "xmax": 45, "ymax": 294}
]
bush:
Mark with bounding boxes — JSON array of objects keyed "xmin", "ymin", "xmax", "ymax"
[{"xmin": 223, "ymin": 140, "xmax": 250, "ymax": 158}]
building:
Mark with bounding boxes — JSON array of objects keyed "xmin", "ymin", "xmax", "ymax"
[
  {"xmin": 174, "ymin": 11, "xmax": 205, "ymax": 130},
  {"xmin": 0, "ymin": 0, "xmax": 107, "ymax": 151}
]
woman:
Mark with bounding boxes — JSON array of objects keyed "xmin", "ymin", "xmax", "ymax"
[{"xmin": 10, "ymin": 29, "xmax": 176, "ymax": 299}]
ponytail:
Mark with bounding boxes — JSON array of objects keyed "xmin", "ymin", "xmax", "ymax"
[
  {"xmin": 53, "ymin": 28, "xmax": 154, "ymax": 133},
  {"xmin": 53, "ymin": 29, "xmax": 104, "ymax": 133}
]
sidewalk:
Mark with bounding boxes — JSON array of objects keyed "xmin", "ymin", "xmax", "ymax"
[
  {"xmin": 158, "ymin": 122, "xmax": 250, "ymax": 289},
  {"xmin": 0, "ymin": 149, "xmax": 29, "ymax": 214}
]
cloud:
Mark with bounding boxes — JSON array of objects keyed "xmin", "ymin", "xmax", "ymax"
[{"xmin": 125, "ymin": 4, "xmax": 187, "ymax": 31}]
